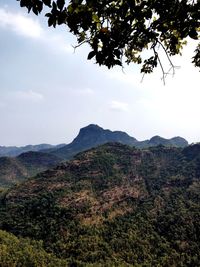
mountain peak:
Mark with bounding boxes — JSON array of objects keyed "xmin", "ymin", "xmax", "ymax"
[
  {"xmin": 149, "ymin": 135, "xmax": 188, "ymax": 147},
  {"xmin": 82, "ymin": 124, "xmax": 102, "ymax": 129},
  {"xmin": 149, "ymin": 135, "xmax": 164, "ymax": 141},
  {"xmin": 73, "ymin": 124, "xmax": 135, "ymax": 147},
  {"xmin": 149, "ymin": 136, "xmax": 167, "ymax": 145},
  {"xmin": 79, "ymin": 124, "xmax": 104, "ymax": 133},
  {"xmin": 52, "ymin": 125, "xmax": 137, "ymax": 159}
]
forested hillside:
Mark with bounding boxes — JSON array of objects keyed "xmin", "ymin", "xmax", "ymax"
[
  {"xmin": 0, "ymin": 230, "xmax": 67, "ymax": 266},
  {"xmin": 0, "ymin": 151, "xmax": 61, "ymax": 188},
  {"xmin": 0, "ymin": 143, "xmax": 200, "ymax": 266}
]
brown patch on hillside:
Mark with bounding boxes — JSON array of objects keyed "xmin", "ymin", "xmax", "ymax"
[
  {"xmin": 5, "ymin": 172, "xmax": 70, "ymax": 203},
  {"xmin": 58, "ymin": 190, "xmax": 97, "ymax": 208},
  {"xmin": 46, "ymin": 182, "xmax": 71, "ymax": 191},
  {"xmin": 57, "ymin": 181, "xmax": 147, "ymax": 225},
  {"xmin": 81, "ymin": 215, "xmax": 104, "ymax": 226},
  {"xmin": 108, "ymin": 206, "xmax": 133, "ymax": 220}
]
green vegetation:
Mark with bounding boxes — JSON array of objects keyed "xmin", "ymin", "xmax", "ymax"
[
  {"xmin": 0, "ymin": 143, "xmax": 200, "ymax": 266},
  {"xmin": 0, "ymin": 151, "xmax": 61, "ymax": 188},
  {"xmin": 0, "ymin": 230, "xmax": 67, "ymax": 266},
  {"xmin": 17, "ymin": 0, "xmax": 200, "ymax": 76}
]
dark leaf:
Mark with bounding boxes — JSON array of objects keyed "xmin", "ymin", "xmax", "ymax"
[
  {"xmin": 43, "ymin": 0, "xmax": 52, "ymax": 7},
  {"xmin": 189, "ymin": 29, "xmax": 198, "ymax": 40},
  {"xmin": 114, "ymin": 60, "xmax": 122, "ymax": 66},
  {"xmin": 48, "ymin": 16, "xmax": 54, "ymax": 27},
  {"xmin": 57, "ymin": 0, "xmax": 65, "ymax": 11},
  {"xmin": 87, "ymin": 51, "xmax": 96, "ymax": 60},
  {"xmin": 32, "ymin": 6, "xmax": 39, "ymax": 15}
]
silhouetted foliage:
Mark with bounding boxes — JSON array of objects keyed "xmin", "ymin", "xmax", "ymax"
[{"xmin": 17, "ymin": 0, "xmax": 200, "ymax": 76}]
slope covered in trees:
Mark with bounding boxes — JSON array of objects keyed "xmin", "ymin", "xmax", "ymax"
[
  {"xmin": 0, "ymin": 143, "xmax": 200, "ymax": 266},
  {"xmin": 0, "ymin": 151, "xmax": 61, "ymax": 188},
  {"xmin": 0, "ymin": 230, "xmax": 67, "ymax": 267}
]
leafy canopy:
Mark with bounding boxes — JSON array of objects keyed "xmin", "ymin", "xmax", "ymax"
[{"xmin": 17, "ymin": 0, "xmax": 200, "ymax": 74}]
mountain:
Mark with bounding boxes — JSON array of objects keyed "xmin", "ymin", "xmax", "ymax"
[
  {"xmin": 138, "ymin": 135, "xmax": 189, "ymax": 148},
  {"xmin": 0, "ymin": 151, "xmax": 61, "ymax": 188},
  {"xmin": 48, "ymin": 124, "xmax": 188, "ymax": 159},
  {"xmin": 0, "ymin": 125, "xmax": 188, "ymax": 160},
  {"xmin": 0, "ymin": 125, "xmax": 188, "ymax": 187},
  {"xmin": 1, "ymin": 143, "xmax": 200, "ymax": 266},
  {"xmin": 47, "ymin": 124, "xmax": 137, "ymax": 159},
  {"xmin": 0, "ymin": 143, "xmax": 66, "ymax": 157}
]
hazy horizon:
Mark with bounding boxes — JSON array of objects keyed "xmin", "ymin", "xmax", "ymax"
[{"xmin": 0, "ymin": 123, "xmax": 193, "ymax": 147}]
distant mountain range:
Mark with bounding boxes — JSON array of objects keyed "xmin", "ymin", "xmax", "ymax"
[
  {"xmin": 0, "ymin": 143, "xmax": 65, "ymax": 157},
  {"xmin": 0, "ymin": 124, "xmax": 188, "ymax": 160},
  {"xmin": 44, "ymin": 124, "xmax": 188, "ymax": 159}
]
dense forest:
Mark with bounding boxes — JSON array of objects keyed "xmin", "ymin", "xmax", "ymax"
[{"xmin": 0, "ymin": 143, "xmax": 200, "ymax": 266}]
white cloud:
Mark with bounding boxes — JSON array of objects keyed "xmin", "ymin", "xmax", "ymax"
[
  {"xmin": 0, "ymin": 7, "xmax": 74, "ymax": 54},
  {"xmin": 76, "ymin": 88, "xmax": 94, "ymax": 95},
  {"xmin": 0, "ymin": 8, "xmax": 43, "ymax": 38},
  {"xmin": 107, "ymin": 69, "xmax": 141, "ymax": 87},
  {"xmin": 47, "ymin": 33, "xmax": 73, "ymax": 54},
  {"xmin": 15, "ymin": 90, "xmax": 44, "ymax": 102},
  {"xmin": 110, "ymin": 100, "xmax": 129, "ymax": 112},
  {"xmin": 65, "ymin": 87, "xmax": 95, "ymax": 96}
]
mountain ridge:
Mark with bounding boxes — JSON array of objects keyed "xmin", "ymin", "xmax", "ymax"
[
  {"xmin": 0, "ymin": 143, "xmax": 66, "ymax": 157},
  {"xmin": 0, "ymin": 124, "xmax": 189, "ymax": 159},
  {"xmin": 47, "ymin": 124, "xmax": 188, "ymax": 159}
]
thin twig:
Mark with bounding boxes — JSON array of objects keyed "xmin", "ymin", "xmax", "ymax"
[
  {"xmin": 140, "ymin": 72, "xmax": 146, "ymax": 83},
  {"xmin": 153, "ymin": 46, "xmax": 166, "ymax": 85},
  {"xmin": 72, "ymin": 39, "xmax": 89, "ymax": 53},
  {"xmin": 155, "ymin": 40, "xmax": 180, "ymax": 82},
  {"xmin": 157, "ymin": 40, "xmax": 178, "ymax": 71}
]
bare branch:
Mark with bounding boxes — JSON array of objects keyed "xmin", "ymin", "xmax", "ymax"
[{"xmin": 72, "ymin": 39, "xmax": 90, "ymax": 53}]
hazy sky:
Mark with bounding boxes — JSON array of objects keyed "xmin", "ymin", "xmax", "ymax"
[{"xmin": 0, "ymin": 1, "xmax": 200, "ymax": 146}]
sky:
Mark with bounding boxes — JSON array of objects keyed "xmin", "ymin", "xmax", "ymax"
[{"xmin": 0, "ymin": 1, "xmax": 200, "ymax": 146}]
